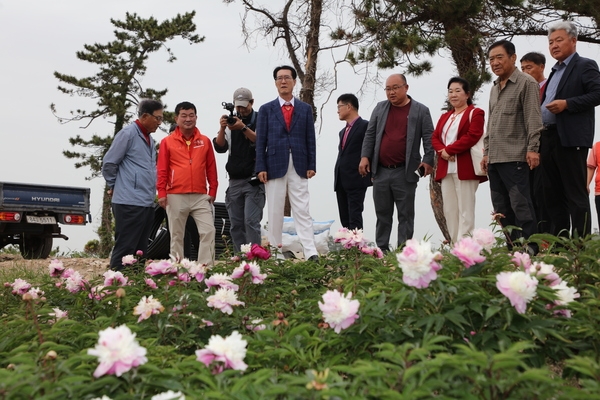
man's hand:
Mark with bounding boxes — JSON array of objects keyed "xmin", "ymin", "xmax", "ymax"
[
  {"xmin": 219, "ymin": 115, "xmax": 229, "ymax": 129},
  {"xmin": 359, "ymin": 157, "xmax": 370, "ymax": 177},
  {"xmin": 481, "ymin": 155, "xmax": 489, "ymax": 175},
  {"xmin": 545, "ymin": 99, "xmax": 568, "ymax": 114},
  {"xmin": 420, "ymin": 162, "xmax": 434, "ymax": 177},
  {"xmin": 258, "ymin": 171, "xmax": 268, "ymax": 183},
  {"xmin": 227, "ymin": 116, "xmax": 246, "ymax": 131},
  {"xmin": 208, "ymin": 196, "xmax": 215, "ymax": 204},
  {"xmin": 107, "ymin": 188, "xmax": 114, "ymax": 197},
  {"xmin": 526, "ymin": 151, "xmax": 540, "ymax": 170},
  {"xmin": 307, "ymin": 170, "xmax": 316, "ymax": 179},
  {"xmin": 158, "ymin": 197, "xmax": 167, "ymax": 209}
]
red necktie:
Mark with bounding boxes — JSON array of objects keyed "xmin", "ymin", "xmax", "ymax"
[
  {"xmin": 282, "ymin": 103, "xmax": 293, "ymax": 130},
  {"xmin": 341, "ymin": 124, "xmax": 351, "ymax": 149}
]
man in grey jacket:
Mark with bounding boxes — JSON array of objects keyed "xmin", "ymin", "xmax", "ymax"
[
  {"xmin": 102, "ymin": 99, "xmax": 164, "ymax": 270},
  {"xmin": 359, "ymin": 74, "xmax": 434, "ymax": 251}
]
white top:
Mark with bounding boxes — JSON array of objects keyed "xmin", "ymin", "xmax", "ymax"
[{"xmin": 441, "ymin": 111, "xmax": 465, "ymax": 174}]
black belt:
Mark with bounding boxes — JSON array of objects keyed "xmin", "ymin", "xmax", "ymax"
[
  {"xmin": 543, "ymin": 124, "xmax": 557, "ymax": 131},
  {"xmin": 379, "ymin": 162, "xmax": 405, "ymax": 169}
]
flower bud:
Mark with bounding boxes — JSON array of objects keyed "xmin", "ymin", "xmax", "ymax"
[
  {"xmin": 115, "ymin": 288, "xmax": 126, "ymax": 298},
  {"xmin": 45, "ymin": 350, "xmax": 57, "ymax": 360},
  {"xmin": 7, "ymin": 364, "xmax": 15, "ymax": 370},
  {"xmin": 22, "ymin": 293, "xmax": 33, "ymax": 301}
]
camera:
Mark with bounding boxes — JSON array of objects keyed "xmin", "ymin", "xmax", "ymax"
[{"xmin": 222, "ymin": 102, "xmax": 238, "ymax": 125}]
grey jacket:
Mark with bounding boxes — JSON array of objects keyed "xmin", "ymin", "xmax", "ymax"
[
  {"xmin": 102, "ymin": 122, "xmax": 157, "ymax": 207},
  {"xmin": 361, "ymin": 96, "xmax": 434, "ymax": 183}
]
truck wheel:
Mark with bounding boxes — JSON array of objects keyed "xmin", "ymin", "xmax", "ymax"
[{"xmin": 20, "ymin": 236, "xmax": 53, "ymax": 259}]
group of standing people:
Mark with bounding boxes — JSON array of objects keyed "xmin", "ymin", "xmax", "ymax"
[{"xmin": 101, "ymin": 20, "xmax": 600, "ymax": 270}]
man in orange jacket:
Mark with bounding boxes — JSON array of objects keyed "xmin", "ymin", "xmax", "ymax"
[{"xmin": 157, "ymin": 101, "xmax": 218, "ymax": 265}]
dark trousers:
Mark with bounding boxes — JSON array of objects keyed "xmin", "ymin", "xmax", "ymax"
[
  {"xmin": 540, "ymin": 128, "xmax": 591, "ymax": 237},
  {"xmin": 110, "ymin": 203, "xmax": 154, "ymax": 269},
  {"xmin": 225, "ymin": 178, "xmax": 265, "ymax": 253},
  {"xmin": 335, "ymin": 185, "xmax": 367, "ymax": 230},
  {"xmin": 529, "ymin": 152, "xmax": 551, "ymax": 234},
  {"xmin": 488, "ymin": 162, "xmax": 537, "ymax": 242}
]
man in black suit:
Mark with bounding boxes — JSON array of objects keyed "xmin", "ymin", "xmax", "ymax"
[
  {"xmin": 541, "ymin": 21, "xmax": 600, "ymax": 237},
  {"xmin": 334, "ymin": 94, "xmax": 371, "ymax": 230}
]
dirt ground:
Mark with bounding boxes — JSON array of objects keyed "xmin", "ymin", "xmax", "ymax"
[{"xmin": 0, "ymin": 254, "xmax": 109, "ymax": 279}]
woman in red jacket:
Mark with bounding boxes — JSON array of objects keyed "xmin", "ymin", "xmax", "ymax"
[{"xmin": 431, "ymin": 77, "xmax": 487, "ymax": 243}]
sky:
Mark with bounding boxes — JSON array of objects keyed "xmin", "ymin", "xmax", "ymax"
[{"xmin": 2, "ymin": 1, "xmax": 600, "ymax": 255}]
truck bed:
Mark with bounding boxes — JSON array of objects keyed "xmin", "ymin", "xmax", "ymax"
[{"xmin": 0, "ymin": 182, "xmax": 91, "ymax": 213}]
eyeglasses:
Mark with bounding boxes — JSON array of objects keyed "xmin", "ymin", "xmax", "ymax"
[
  {"xmin": 148, "ymin": 114, "xmax": 164, "ymax": 123},
  {"xmin": 337, "ymin": 103, "xmax": 349, "ymax": 109},
  {"xmin": 384, "ymin": 84, "xmax": 407, "ymax": 93},
  {"xmin": 275, "ymin": 75, "xmax": 294, "ymax": 82}
]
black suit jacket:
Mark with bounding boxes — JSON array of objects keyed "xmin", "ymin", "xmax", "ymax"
[
  {"xmin": 553, "ymin": 52, "xmax": 600, "ymax": 147},
  {"xmin": 334, "ymin": 117, "xmax": 372, "ymax": 190}
]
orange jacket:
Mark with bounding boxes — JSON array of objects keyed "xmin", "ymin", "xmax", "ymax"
[{"xmin": 157, "ymin": 127, "xmax": 218, "ymax": 199}]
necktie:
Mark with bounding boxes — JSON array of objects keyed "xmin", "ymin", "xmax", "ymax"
[
  {"xmin": 341, "ymin": 124, "xmax": 351, "ymax": 149},
  {"xmin": 282, "ymin": 103, "xmax": 293, "ymax": 130}
]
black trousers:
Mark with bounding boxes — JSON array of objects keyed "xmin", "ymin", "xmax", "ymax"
[
  {"xmin": 540, "ymin": 128, "xmax": 591, "ymax": 237},
  {"xmin": 488, "ymin": 162, "xmax": 537, "ymax": 242},
  {"xmin": 335, "ymin": 185, "xmax": 368, "ymax": 230},
  {"xmin": 110, "ymin": 203, "xmax": 154, "ymax": 269}
]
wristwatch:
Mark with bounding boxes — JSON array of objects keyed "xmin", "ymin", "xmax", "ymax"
[{"xmin": 241, "ymin": 126, "xmax": 248, "ymax": 132}]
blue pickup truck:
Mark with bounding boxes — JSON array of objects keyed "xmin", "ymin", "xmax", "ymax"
[{"xmin": 0, "ymin": 182, "xmax": 91, "ymax": 259}]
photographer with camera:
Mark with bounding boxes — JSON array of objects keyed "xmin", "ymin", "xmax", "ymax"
[{"xmin": 214, "ymin": 88, "xmax": 265, "ymax": 253}]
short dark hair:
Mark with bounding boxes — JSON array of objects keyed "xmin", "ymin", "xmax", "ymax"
[
  {"xmin": 520, "ymin": 52, "xmax": 546, "ymax": 66},
  {"xmin": 273, "ymin": 65, "xmax": 297, "ymax": 80},
  {"xmin": 488, "ymin": 39, "xmax": 516, "ymax": 57},
  {"xmin": 175, "ymin": 101, "xmax": 197, "ymax": 115},
  {"xmin": 447, "ymin": 77, "xmax": 473, "ymax": 106},
  {"xmin": 138, "ymin": 99, "xmax": 163, "ymax": 117},
  {"xmin": 337, "ymin": 93, "xmax": 359, "ymax": 111}
]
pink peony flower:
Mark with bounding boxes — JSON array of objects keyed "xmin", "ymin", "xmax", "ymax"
[
  {"xmin": 527, "ymin": 261, "xmax": 561, "ymax": 286},
  {"xmin": 512, "ymin": 251, "xmax": 532, "ymax": 269},
  {"xmin": 135, "ymin": 250, "xmax": 144, "ymax": 257},
  {"xmin": 202, "ymin": 319, "xmax": 214, "ymax": 327},
  {"xmin": 64, "ymin": 271, "xmax": 87, "ymax": 293},
  {"xmin": 231, "ymin": 261, "xmax": 267, "ymax": 284},
  {"xmin": 145, "ymin": 260, "xmax": 177, "ymax": 276},
  {"xmin": 145, "ymin": 278, "xmax": 158, "ymax": 289},
  {"xmin": 61, "ymin": 268, "xmax": 75, "ymax": 279},
  {"xmin": 472, "ymin": 228, "xmax": 495, "ymax": 251},
  {"xmin": 48, "ymin": 307, "xmax": 68, "ymax": 323},
  {"xmin": 396, "ymin": 239, "xmax": 442, "ymax": 288},
  {"xmin": 247, "ymin": 243, "xmax": 271, "ymax": 260},
  {"xmin": 87, "ymin": 324, "xmax": 147, "ymax": 377},
  {"xmin": 206, "ymin": 288, "xmax": 245, "ymax": 314},
  {"xmin": 133, "ymin": 295, "xmax": 165, "ymax": 322},
  {"xmin": 318, "ymin": 290, "xmax": 360, "ymax": 333},
  {"xmin": 451, "ymin": 237, "xmax": 486, "ymax": 268},
  {"xmin": 245, "ymin": 319, "xmax": 267, "ymax": 331},
  {"xmin": 496, "ymin": 271, "xmax": 538, "ymax": 314},
  {"xmin": 204, "ymin": 273, "xmax": 239, "ymax": 292},
  {"xmin": 195, "ymin": 330, "xmax": 248, "ymax": 373},
  {"xmin": 89, "ymin": 285, "xmax": 109, "ymax": 300},
  {"xmin": 121, "ymin": 255, "xmax": 137, "ymax": 266},
  {"xmin": 10, "ymin": 278, "xmax": 32, "ymax": 295},
  {"xmin": 103, "ymin": 270, "xmax": 129, "ymax": 287},
  {"xmin": 48, "ymin": 259, "xmax": 65, "ymax": 277},
  {"xmin": 360, "ymin": 246, "xmax": 384, "ymax": 259},
  {"xmin": 333, "ymin": 227, "xmax": 367, "ymax": 249},
  {"xmin": 27, "ymin": 286, "xmax": 44, "ymax": 299}
]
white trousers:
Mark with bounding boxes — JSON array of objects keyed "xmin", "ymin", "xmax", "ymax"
[
  {"xmin": 166, "ymin": 193, "xmax": 215, "ymax": 265},
  {"xmin": 441, "ymin": 174, "xmax": 479, "ymax": 243},
  {"xmin": 265, "ymin": 154, "xmax": 317, "ymax": 259}
]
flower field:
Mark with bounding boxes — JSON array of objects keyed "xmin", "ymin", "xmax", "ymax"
[{"xmin": 1, "ymin": 229, "xmax": 600, "ymax": 399}]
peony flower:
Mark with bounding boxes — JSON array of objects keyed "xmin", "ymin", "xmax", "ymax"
[
  {"xmin": 204, "ymin": 273, "xmax": 239, "ymax": 292},
  {"xmin": 121, "ymin": 255, "xmax": 137, "ymax": 266},
  {"xmin": 87, "ymin": 324, "xmax": 147, "ymax": 378},
  {"xmin": 527, "ymin": 261, "xmax": 561, "ymax": 286},
  {"xmin": 136, "ymin": 250, "xmax": 144, "ymax": 256},
  {"xmin": 496, "ymin": 271, "xmax": 538, "ymax": 314},
  {"xmin": 451, "ymin": 237, "xmax": 486, "ymax": 268},
  {"xmin": 553, "ymin": 281, "xmax": 580, "ymax": 306},
  {"xmin": 360, "ymin": 246, "xmax": 384, "ymax": 259},
  {"xmin": 231, "ymin": 261, "xmax": 267, "ymax": 284},
  {"xmin": 61, "ymin": 268, "xmax": 75, "ymax": 279},
  {"xmin": 187, "ymin": 262, "xmax": 207, "ymax": 282},
  {"xmin": 103, "ymin": 270, "xmax": 129, "ymax": 287},
  {"xmin": 145, "ymin": 260, "xmax": 177, "ymax": 276},
  {"xmin": 133, "ymin": 295, "xmax": 165, "ymax": 323},
  {"xmin": 396, "ymin": 239, "xmax": 442, "ymax": 288},
  {"xmin": 246, "ymin": 243, "xmax": 271, "ymax": 260},
  {"xmin": 318, "ymin": 290, "xmax": 360, "ymax": 333},
  {"xmin": 48, "ymin": 259, "xmax": 65, "ymax": 277},
  {"xmin": 246, "ymin": 318, "xmax": 266, "ymax": 331},
  {"xmin": 202, "ymin": 319, "xmax": 214, "ymax": 327},
  {"xmin": 48, "ymin": 307, "xmax": 68, "ymax": 323},
  {"xmin": 64, "ymin": 271, "xmax": 87, "ymax": 293},
  {"xmin": 206, "ymin": 288, "xmax": 245, "ymax": 314},
  {"xmin": 472, "ymin": 228, "xmax": 495, "ymax": 251},
  {"xmin": 240, "ymin": 243, "xmax": 252, "ymax": 254},
  {"xmin": 89, "ymin": 285, "xmax": 108, "ymax": 300},
  {"xmin": 145, "ymin": 278, "xmax": 158, "ymax": 289},
  {"xmin": 151, "ymin": 391, "xmax": 186, "ymax": 400},
  {"xmin": 512, "ymin": 251, "xmax": 532, "ymax": 269},
  {"xmin": 195, "ymin": 330, "xmax": 248, "ymax": 373},
  {"xmin": 333, "ymin": 227, "xmax": 367, "ymax": 249},
  {"xmin": 10, "ymin": 278, "xmax": 32, "ymax": 295},
  {"xmin": 27, "ymin": 287, "xmax": 44, "ymax": 299}
]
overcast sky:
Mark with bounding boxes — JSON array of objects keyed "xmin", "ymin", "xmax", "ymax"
[{"xmin": 2, "ymin": 1, "xmax": 600, "ymax": 254}]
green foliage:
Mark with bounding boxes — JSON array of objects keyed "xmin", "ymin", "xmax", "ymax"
[{"xmin": 1, "ymin": 234, "xmax": 600, "ymax": 398}]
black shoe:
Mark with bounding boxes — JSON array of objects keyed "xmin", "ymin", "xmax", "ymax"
[
  {"xmin": 283, "ymin": 251, "xmax": 296, "ymax": 259},
  {"xmin": 307, "ymin": 255, "xmax": 319, "ymax": 262}
]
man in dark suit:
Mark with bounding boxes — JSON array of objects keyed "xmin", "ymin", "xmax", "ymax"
[
  {"xmin": 359, "ymin": 74, "xmax": 435, "ymax": 251},
  {"xmin": 541, "ymin": 21, "xmax": 600, "ymax": 237},
  {"xmin": 255, "ymin": 65, "xmax": 319, "ymax": 261},
  {"xmin": 334, "ymin": 93, "xmax": 371, "ymax": 230}
]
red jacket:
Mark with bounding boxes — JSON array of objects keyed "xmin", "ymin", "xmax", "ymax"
[
  {"xmin": 431, "ymin": 105, "xmax": 487, "ymax": 183},
  {"xmin": 157, "ymin": 127, "xmax": 218, "ymax": 198}
]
